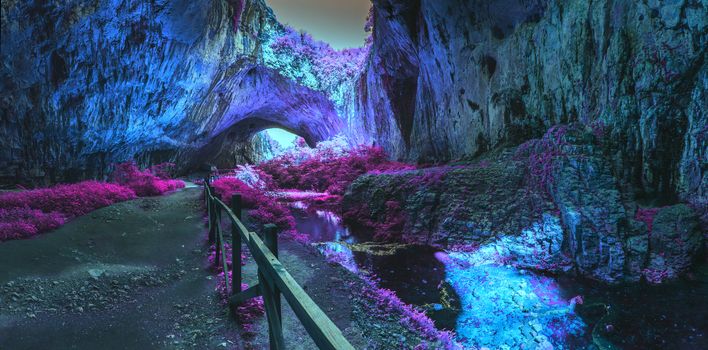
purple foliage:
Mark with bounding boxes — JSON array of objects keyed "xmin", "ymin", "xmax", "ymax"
[
  {"xmin": 112, "ymin": 162, "xmax": 185, "ymax": 197},
  {"xmin": 635, "ymin": 207, "xmax": 662, "ymax": 233},
  {"xmin": 514, "ymin": 124, "xmax": 570, "ymax": 194},
  {"xmin": 0, "ymin": 208, "xmax": 66, "ymax": 241},
  {"xmin": 210, "ymin": 177, "xmax": 297, "ymax": 236},
  {"xmin": 257, "ymin": 145, "xmax": 414, "ymax": 196},
  {"xmin": 357, "ymin": 275, "xmax": 459, "ymax": 349}
]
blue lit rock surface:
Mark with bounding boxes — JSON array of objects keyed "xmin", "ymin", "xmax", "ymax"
[
  {"xmin": 343, "ymin": 127, "xmax": 704, "ymax": 283},
  {"xmin": 0, "ymin": 0, "xmax": 341, "ymax": 183},
  {"xmin": 353, "ymin": 0, "xmax": 706, "ymax": 229},
  {"xmin": 436, "ymin": 250, "xmax": 586, "ymax": 349},
  {"xmin": 1, "ymin": 0, "xmax": 705, "ymax": 223}
]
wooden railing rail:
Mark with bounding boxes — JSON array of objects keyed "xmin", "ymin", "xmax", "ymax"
[{"xmin": 203, "ymin": 178, "xmax": 354, "ymax": 350}]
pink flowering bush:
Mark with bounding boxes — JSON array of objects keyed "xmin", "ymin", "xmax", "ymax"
[
  {"xmin": 0, "ymin": 208, "xmax": 66, "ymax": 241},
  {"xmin": 258, "ymin": 145, "xmax": 413, "ymax": 196},
  {"xmin": 112, "ymin": 162, "xmax": 185, "ymax": 197},
  {"xmin": 0, "ymin": 181, "xmax": 137, "ymax": 217},
  {"xmin": 1, "ymin": 162, "xmax": 185, "ymax": 241},
  {"xmin": 211, "ymin": 177, "xmax": 265, "ymax": 208},
  {"xmin": 0, "ymin": 181, "xmax": 137, "ymax": 241},
  {"xmin": 210, "ymin": 178, "xmax": 296, "ymax": 235}
]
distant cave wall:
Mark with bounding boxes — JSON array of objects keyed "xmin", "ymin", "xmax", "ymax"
[{"xmin": 357, "ymin": 0, "xmax": 706, "ymax": 208}]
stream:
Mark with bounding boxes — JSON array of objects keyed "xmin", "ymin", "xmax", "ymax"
[{"xmin": 292, "ymin": 204, "xmax": 708, "ymax": 349}]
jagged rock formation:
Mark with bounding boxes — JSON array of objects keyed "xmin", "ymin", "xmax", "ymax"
[
  {"xmin": 353, "ymin": 0, "xmax": 706, "ymax": 224},
  {"xmin": 0, "ymin": 0, "xmax": 705, "ymax": 280},
  {"xmin": 0, "ymin": 0, "xmax": 340, "ymax": 185},
  {"xmin": 2, "ymin": 0, "xmax": 704, "ymax": 216},
  {"xmin": 343, "ymin": 125, "xmax": 704, "ymax": 283}
]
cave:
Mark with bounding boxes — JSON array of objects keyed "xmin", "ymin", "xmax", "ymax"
[{"xmin": 1, "ymin": 0, "xmax": 706, "ymax": 349}]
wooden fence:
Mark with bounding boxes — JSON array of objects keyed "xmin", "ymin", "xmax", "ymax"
[{"xmin": 204, "ymin": 179, "xmax": 354, "ymax": 350}]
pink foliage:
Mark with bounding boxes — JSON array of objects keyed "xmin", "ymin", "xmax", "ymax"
[
  {"xmin": 234, "ymin": 282, "xmax": 265, "ymax": 335},
  {"xmin": 357, "ymin": 276, "xmax": 459, "ymax": 349},
  {"xmin": 210, "ymin": 178, "xmax": 297, "ymax": 235},
  {"xmin": 1, "ymin": 161, "xmax": 184, "ymax": 242},
  {"xmin": 211, "ymin": 177, "xmax": 264, "ymax": 208},
  {"xmin": 257, "ymin": 146, "xmax": 413, "ymax": 196},
  {"xmin": 148, "ymin": 162, "xmax": 176, "ymax": 179},
  {"xmin": 0, "ymin": 181, "xmax": 136, "ymax": 241},
  {"xmin": 0, "ymin": 181, "xmax": 136, "ymax": 217},
  {"xmin": 0, "ymin": 208, "xmax": 66, "ymax": 241},
  {"xmin": 112, "ymin": 162, "xmax": 185, "ymax": 196},
  {"xmin": 635, "ymin": 207, "xmax": 662, "ymax": 233},
  {"xmin": 342, "ymin": 200, "xmax": 406, "ymax": 242}
]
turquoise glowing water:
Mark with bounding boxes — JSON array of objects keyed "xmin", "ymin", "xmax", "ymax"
[{"xmin": 293, "ymin": 208, "xmax": 708, "ymax": 349}]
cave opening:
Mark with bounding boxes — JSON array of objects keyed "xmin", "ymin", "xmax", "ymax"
[{"xmin": 254, "ymin": 127, "xmax": 304, "ymax": 160}]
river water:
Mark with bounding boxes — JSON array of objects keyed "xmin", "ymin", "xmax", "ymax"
[{"xmin": 292, "ymin": 206, "xmax": 708, "ymax": 349}]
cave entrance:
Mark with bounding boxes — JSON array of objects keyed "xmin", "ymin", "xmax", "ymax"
[{"xmin": 253, "ymin": 128, "xmax": 307, "ymax": 160}]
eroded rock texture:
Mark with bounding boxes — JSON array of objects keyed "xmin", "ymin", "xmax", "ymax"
[
  {"xmin": 0, "ymin": 0, "xmax": 341, "ymax": 184},
  {"xmin": 343, "ymin": 125, "xmax": 704, "ymax": 283},
  {"xmin": 353, "ymin": 0, "xmax": 706, "ymax": 226}
]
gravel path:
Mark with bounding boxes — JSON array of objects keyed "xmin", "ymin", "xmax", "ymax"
[
  {"xmin": 0, "ymin": 188, "xmax": 244, "ymax": 349},
  {"xmin": 0, "ymin": 187, "xmax": 436, "ymax": 349}
]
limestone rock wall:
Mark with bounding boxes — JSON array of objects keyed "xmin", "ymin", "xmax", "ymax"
[
  {"xmin": 0, "ymin": 0, "xmax": 341, "ymax": 185},
  {"xmin": 355, "ymin": 0, "xmax": 706, "ymax": 217}
]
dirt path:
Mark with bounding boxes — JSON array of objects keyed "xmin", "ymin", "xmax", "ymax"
[
  {"xmin": 0, "ymin": 186, "xmax": 435, "ymax": 349},
  {"xmin": 0, "ymin": 187, "xmax": 245, "ymax": 349}
]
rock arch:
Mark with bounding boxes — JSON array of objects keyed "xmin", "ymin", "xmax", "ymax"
[{"xmin": 180, "ymin": 64, "xmax": 343, "ymax": 169}]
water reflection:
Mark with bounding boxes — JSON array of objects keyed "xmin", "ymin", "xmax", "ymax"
[{"xmin": 291, "ymin": 207, "xmax": 708, "ymax": 349}]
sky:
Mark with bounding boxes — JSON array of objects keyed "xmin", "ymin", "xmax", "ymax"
[
  {"xmin": 264, "ymin": 128, "xmax": 299, "ymax": 148},
  {"xmin": 266, "ymin": 0, "xmax": 371, "ymax": 50}
]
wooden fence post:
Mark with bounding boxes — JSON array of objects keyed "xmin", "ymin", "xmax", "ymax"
[
  {"xmin": 214, "ymin": 204, "xmax": 221, "ymax": 268},
  {"xmin": 263, "ymin": 224, "xmax": 281, "ymax": 328},
  {"xmin": 231, "ymin": 194, "xmax": 242, "ymax": 295},
  {"xmin": 207, "ymin": 184, "xmax": 215, "ymax": 244}
]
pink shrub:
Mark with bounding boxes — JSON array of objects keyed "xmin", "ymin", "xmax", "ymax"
[
  {"xmin": 112, "ymin": 162, "xmax": 185, "ymax": 196},
  {"xmin": 249, "ymin": 198, "xmax": 297, "ymax": 235},
  {"xmin": 148, "ymin": 162, "xmax": 176, "ymax": 179},
  {"xmin": 0, "ymin": 181, "xmax": 136, "ymax": 217},
  {"xmin": 211, "ymin": 177, "xmax": 265, "ymax": 208},
  {"xmin": 257, "ymin": 145, "xmax": 413, "ymax": 196},
  {"xmin": 210, "ymin": 178, "xmax": 297, "ymax": 236},
  {"xmin": 342, "ymin": 200, "xmax": 406, "ymax": 242},
  {"xmin": 0, "ymin": 208, "xmax": 66, "ymax": 241},
  {"xmin": 1, "ymin": 162, "xmax": 184, "ymax": 242}
]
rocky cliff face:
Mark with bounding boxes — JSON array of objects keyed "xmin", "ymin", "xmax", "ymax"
[
  {"xmin": 0, "ymin": 0, "xmax": 341, "ymax": 185},
  {"xmin": 342, "ymin": 125, "xmax": 704, "ymax": 283},
  {"xmin": 354, "ymin": 0, "xmax": 706, "ymax": 220},
  {"xmin": 1, "ymin": 0, "xmax": 705, "ymax": 279},
  {"xmin": 2, "ymin": 0, "xmax": 704, "ymax": 214}
]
